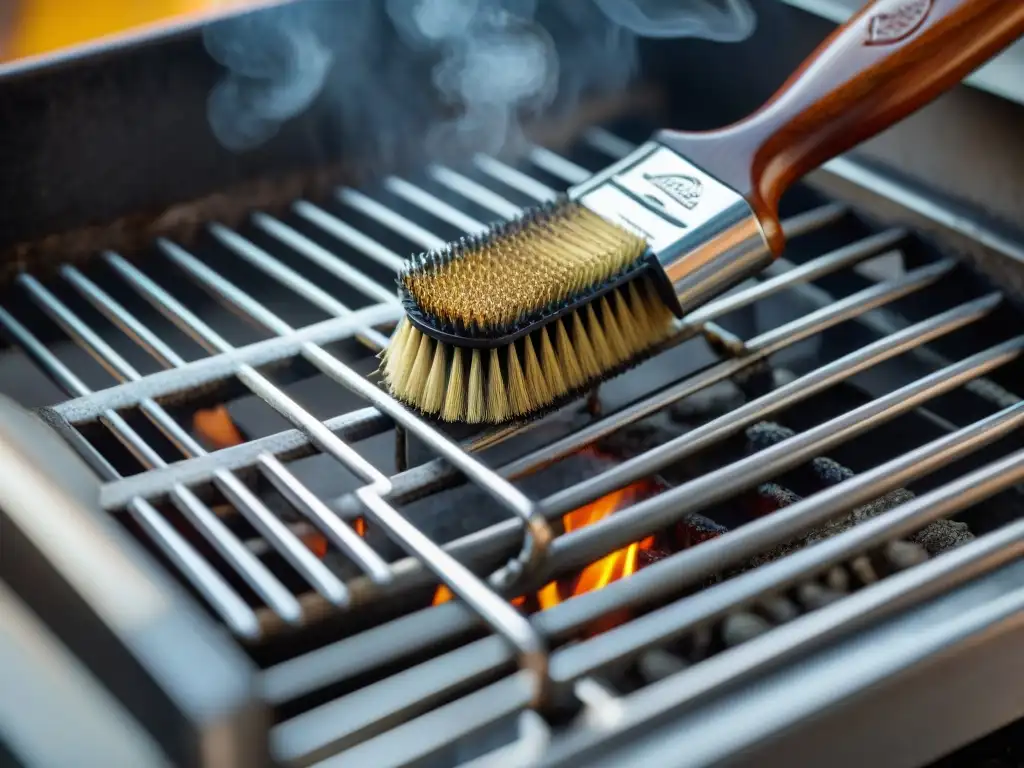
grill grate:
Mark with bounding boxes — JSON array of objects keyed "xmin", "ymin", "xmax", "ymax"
[{"xmin": 2, "ymin": 126, "xmax": 1024, "ymax": 767}]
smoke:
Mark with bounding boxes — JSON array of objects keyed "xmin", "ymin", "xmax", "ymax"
[{"xmin": 203, "ymin": 0, "xmax": 756, "ymax": 158}]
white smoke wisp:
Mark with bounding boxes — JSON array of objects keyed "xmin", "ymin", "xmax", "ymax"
[
  {"xmin": 203, "ymin": 0, "xmax": 757, "ymax": 158},
  {"xmin": 594, "ymin": 0, "xmax": 756, "ymax": 41},
  {"xmin": 204, "ymin": 8, "xmax": 334, "ymax": 151}
]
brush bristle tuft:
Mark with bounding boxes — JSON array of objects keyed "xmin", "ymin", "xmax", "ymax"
[{"xmin": 380, "ymin": 273, "xmax": 675, "ymax": 424}]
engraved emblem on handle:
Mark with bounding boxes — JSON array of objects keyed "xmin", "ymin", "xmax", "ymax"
[
  {"xmin": 642, "ymin": 173, "xmax": 704, "ymax": 211},
  {"xmin": 865, "ymin": 0, "xmax": 933, "ymax": 46}
]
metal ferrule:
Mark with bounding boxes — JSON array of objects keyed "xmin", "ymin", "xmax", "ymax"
[{"xmin": 569, "ymin": 141, "xmax": 771, "ymax": 318}]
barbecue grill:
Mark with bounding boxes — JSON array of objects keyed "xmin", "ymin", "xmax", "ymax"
[{"xmin": 3, "ymin": 2, "xmax": 1024, "ymax": 767}]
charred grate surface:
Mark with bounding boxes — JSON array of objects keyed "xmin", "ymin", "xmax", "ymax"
[{"xmin": 1, "ymin": 125, "xmax": 1024, "ymax": 767}]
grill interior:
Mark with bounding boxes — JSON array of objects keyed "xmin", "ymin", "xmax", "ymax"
[{"xmin": 5, "ymin": 108, "xmax": 1024, "ymax": 766}]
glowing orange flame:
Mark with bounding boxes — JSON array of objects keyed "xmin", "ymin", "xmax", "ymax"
[
  {"xmin": 431, "ymin": 474, "xmax": 656, "ymax": 612},
  {"xmin": 193, "ymin": 405, "xmax": 246, "ymax": 451}
]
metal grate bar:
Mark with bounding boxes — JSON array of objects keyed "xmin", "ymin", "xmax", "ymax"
[
  {"xmin": 473, "ymin": 154, "xmax": 559, "ymax": 202},
  {"xmin": 62, "ymin": 265, "xmax": 188, "ymax": 369},
  {"xmin": 112, "ymin": 221, "xmax": 548, "ymax": 686},
  {"xmin": 208, "ymin": 223, "xmax": 390, "ymax": 350},
  {"xmin": 383, "ymin": 176, "xmax": 490, "ymax": 235},
  {"xmin": 103, "ymin": 250, "xmax": 392, "ymax": 586},
  {"xmin": 292, "ymin": 200, "xmax": 407, "ymax": 273},
  {"xmin": 336, "ymin": 187, "xmax": 448, "ymax": 250},
  {"xmin": 99, "ymin": 406, "xmax": 388, "ymax": 509},
  {"xmin": 527, "ymin": 146, "xmax": 591, "ymax": 184},
  {"xmin": 252, "ymin": 213, "xmax": 399, "ymax": 306},
  {"xmin": 257, "ymin": 453, "xmax": 391, "ymax": 582},
  {"xmin": 540, "ymin": 291, "xmax": 1000, "ymax": 517},
  {"xmin": 582, "ymin": 127, "xmax": 637, "ymax": 159},
  {"xmin": 543, "ymin": 334, "xmax": 1023, "ymax": 582},
  {"xmin": 273, "ymin": 398, "xmax": 1024, "ymax": 764},
  {"xmin": 427, "ymin": 165, "xmax": 525, "ymax": 218},
  {"xmin": 684, "ymin": 227, "xmax": 907, "ymax": 326},
  {"xmin": 303, "ymin": 672, "xmax": 537, "ymax": 768}
]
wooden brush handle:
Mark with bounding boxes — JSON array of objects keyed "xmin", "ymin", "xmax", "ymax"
[{"xmin": 659, "ymin": 0, "xmax": 1024, "ymax": 253}]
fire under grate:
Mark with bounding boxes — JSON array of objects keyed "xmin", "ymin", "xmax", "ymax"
[{"xmin": 3, "ymin": 125, "xmax": 1024, "ymax": 767}]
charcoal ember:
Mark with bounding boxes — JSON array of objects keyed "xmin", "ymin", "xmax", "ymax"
[
  {"xmin": 636, "ymin": 648, "xmax": 688, "ymax": 683},
  {"xmin": 809, "ymin": 456, "xmax": 854, "ymax": 485},
  {"xmin": 674, "ymin": 515, "xmax": 728, "ymax": 549},
  {"xmin": 637, "ymin": 547, "xmax": 673, "ymax": 569},
  {"xmin": 849, "ymin": 555, "xmax": 880, "ymax": 586},
  {"xmin": 731, "ymin": 361, "xmax": 776, "ymax": 399},
  {"xmin": 803, "ymin": 488, "xmax": 916, "ymax": 546},
  {"xmin": 754, "ymin": 482, "xmax": 800, "ymax": 516},
  {"xmin": 873, "ymin": 540, "xmax": 929, "ymax": 575},
  {"xmin": 745, "ymin": 421, "xmax": 795, "ymax": 453},
  {"xmin": 911, "ymin": 518, "xmax": 975, "ymax": 555},
  {"xmin": 595, "ymin": 417, "xmax": 675, "ymax": 459},
  {"xmin": 721, "ymin": 611, "xmax": 772, "ymax": 647},
  {"xmin": 795, "ymin": 582, "xmax": 844, "ymax": 610},
  {"xmin": 759, "ymin": 594, "xmax": 800, "ymax": 624}
]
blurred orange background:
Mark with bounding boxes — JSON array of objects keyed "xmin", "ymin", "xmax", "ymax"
[{"xmin": 1, "ymin": 1, "xmax": 282, "ymax": 63}]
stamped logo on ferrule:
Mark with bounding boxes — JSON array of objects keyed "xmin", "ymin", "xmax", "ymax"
[{"xmin": 642, "ymin": 173, "xmax": 704, "ymax": 211}]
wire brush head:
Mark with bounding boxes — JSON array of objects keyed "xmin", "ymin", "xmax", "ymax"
[{"xmin": 380, "ymin": 198, "xmax": 677, "ymax": 424}]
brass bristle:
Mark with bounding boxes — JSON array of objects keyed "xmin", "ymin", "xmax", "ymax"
[
  {"xmin": 380, "ymin": 274, "xmax": 675, "ymax": 424},
  {"xmin": 442, "ymin": 348, "xmax": 465, "ymax": 421},
  {"xmin": 467, "ymin": 349, "xmax": 485, "ymax": 423},
  {"xmin": 400, "ymin": 200, "xmax": 647, "ymax": 335},
  {"xmin": 486, "ymin": 348, "xmax": 509, "ymax": 423},
  {"xmin": 379, "ymin": 197, "xmax": 676, "ymax": 424}
]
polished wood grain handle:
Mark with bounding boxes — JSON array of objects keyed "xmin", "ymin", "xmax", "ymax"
[{"xmin": 659, "ymin": 0, "xmax": 1024, "ymax": 253}]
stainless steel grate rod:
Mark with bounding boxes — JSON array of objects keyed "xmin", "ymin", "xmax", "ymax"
[{"xmin": 539, "ymin": 290, "xmax": 998, "ymax": 517}]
